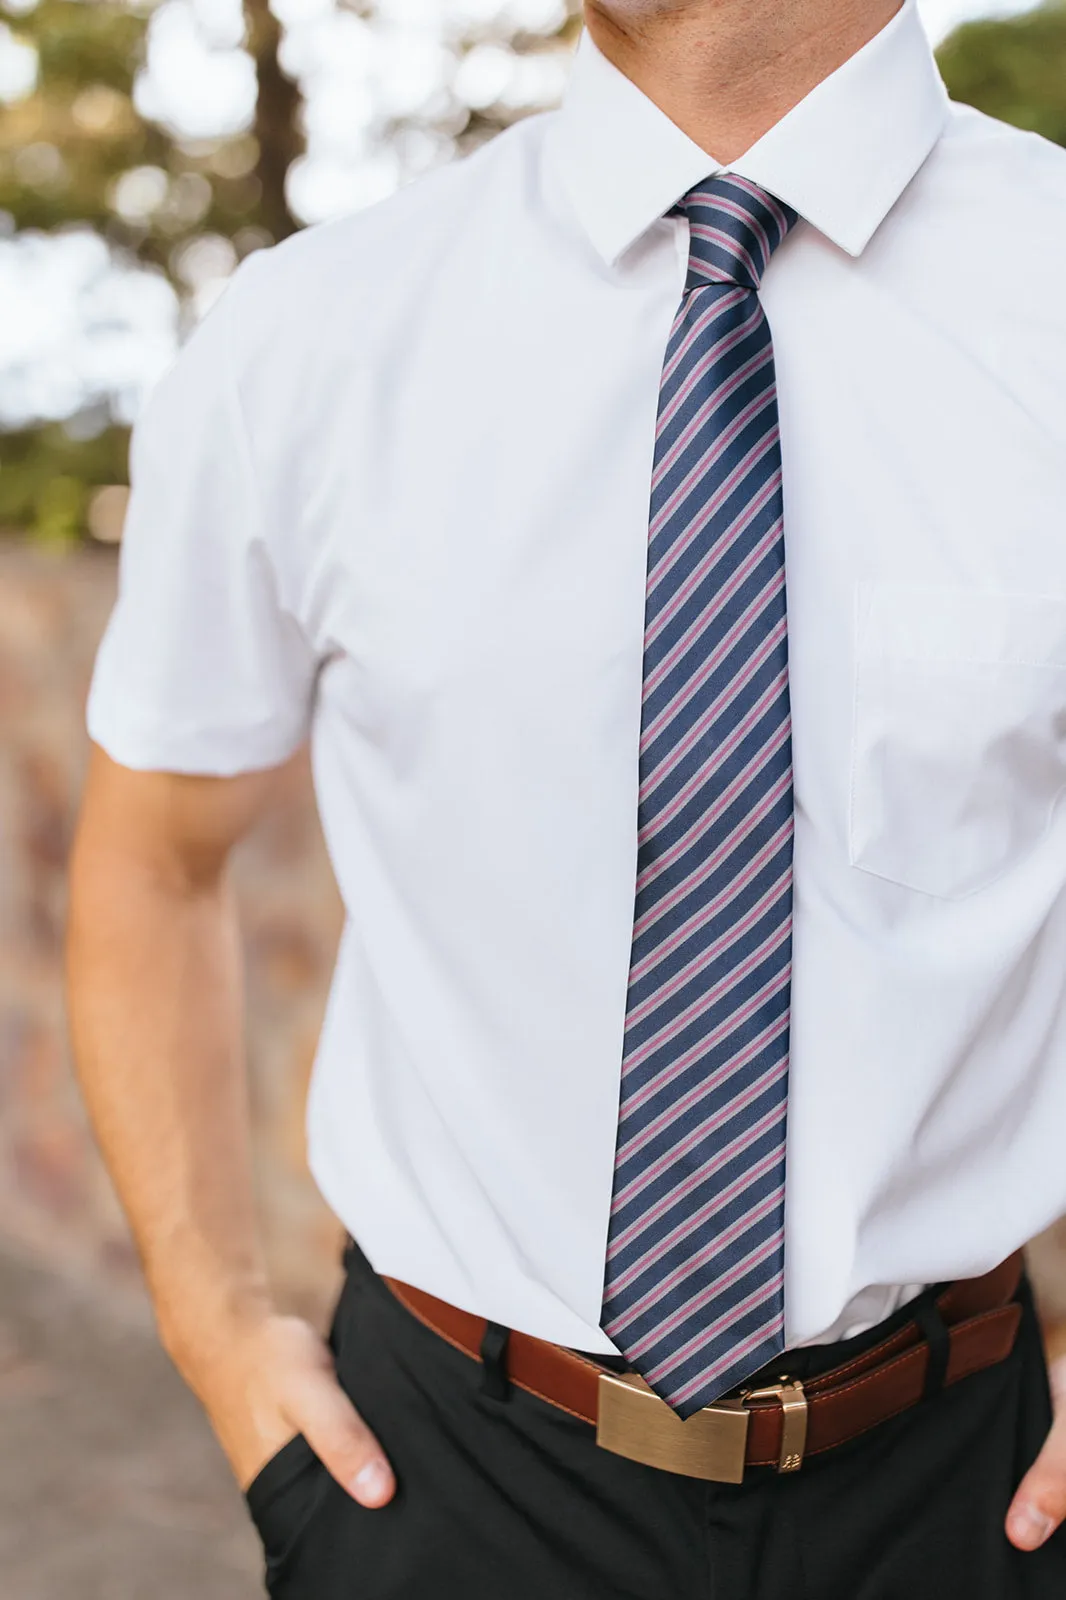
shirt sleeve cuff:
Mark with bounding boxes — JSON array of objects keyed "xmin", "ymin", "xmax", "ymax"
[{"xmin": 86, "ymin": 696, "xmax": 308, "ymax": 777}]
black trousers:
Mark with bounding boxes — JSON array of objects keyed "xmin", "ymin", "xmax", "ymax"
[{"xmin": 245, "ymin": 1240, "xmax": 1066, "ymax": 1599}]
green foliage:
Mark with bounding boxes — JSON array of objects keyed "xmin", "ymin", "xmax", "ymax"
[
  {"xmin": 0, "ymin": 0, "xmax": 275, "ymax": 543},
  {"xmin": 0, "ymin": 0, "xmax": 278, "ymax": 265},
  {"xmin": 0, "ymin": 423, "xmax": 130, "ymax": 543},
  {"xmin": 937, "ymin": 3, "xmax": 1066, "ymax": 146},
  {"xmin": 1, "ymin": 0, "xmax": 578, "ymax": 542},
  {"xmin": 32, "ymin": 0, "xmax": 144, "ymax": 89}
]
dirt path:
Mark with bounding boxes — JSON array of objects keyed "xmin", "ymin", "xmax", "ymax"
[{"xmin": 0, "ymin": 1240, "xmax": 264, "ymax": 1599}]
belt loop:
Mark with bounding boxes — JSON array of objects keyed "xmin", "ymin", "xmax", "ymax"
[
  {"xmin": 479, "ymin": 1322, "xmax": 511, "ymax": 1402},
  {"xmin": 913, "ymin": 1298, "xmax": 951, "ymax": 1400}
]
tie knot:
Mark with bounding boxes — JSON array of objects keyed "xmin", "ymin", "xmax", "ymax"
[{"xmin": 676, "ymin": 175, "xmax": 798, "ymax": 293}]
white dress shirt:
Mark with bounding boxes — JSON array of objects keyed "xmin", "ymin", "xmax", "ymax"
[{"xmin": 88, "ymin": 0, "xmax": 1066, "ymax": 1357}]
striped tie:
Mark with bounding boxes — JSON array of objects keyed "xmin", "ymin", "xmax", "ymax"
[{"xmin": 601, "ymin": 175, "xmax": 799, "ymax": 1419}]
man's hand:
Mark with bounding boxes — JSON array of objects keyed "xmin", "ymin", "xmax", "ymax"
[
  {"xmin": 1006, "ymin": 1354, "xmax": 1066, "ymax": 1551},
  {"xmin": 178, "ymin": 1309, "xmax": 395, "ymax": 1507}
]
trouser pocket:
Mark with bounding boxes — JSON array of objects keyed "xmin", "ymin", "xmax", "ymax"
[{"xmin": 244, "ymin": 1432, "xmax": 331, "ymax": 1591}]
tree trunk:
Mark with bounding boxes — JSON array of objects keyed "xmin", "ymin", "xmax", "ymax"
[{"xmin": 244, "ymin": 0, "xmax": 302, "ymax": 243}]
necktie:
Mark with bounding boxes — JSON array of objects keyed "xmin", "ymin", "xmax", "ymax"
[{"xmin": 601, "ymin": 175, "xmax": 799, "ymax": 1419}]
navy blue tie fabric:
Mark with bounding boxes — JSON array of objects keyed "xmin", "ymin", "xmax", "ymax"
[{"xmin": 601, "ymin": 175, "xmax": 799, "ymax": 1419}]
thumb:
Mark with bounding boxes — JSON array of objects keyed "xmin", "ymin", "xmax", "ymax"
[
  {"xmin": 1006, "ymin": 1358, "xmax": 1066, "ymax": 1552},
  {"xmin": 290, "ymin": 1362, "xmax": 396, "ymax": 1510}
]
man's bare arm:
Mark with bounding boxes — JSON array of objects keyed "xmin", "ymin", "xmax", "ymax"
[{"xmin": 65, "ymin": 746, "xmax": 395, "ymax": 1507}]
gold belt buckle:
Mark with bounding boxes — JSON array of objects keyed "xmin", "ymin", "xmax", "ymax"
[{"xmin": 596, "ymin": 1371, "xmax": 808, "ymax": 1483}]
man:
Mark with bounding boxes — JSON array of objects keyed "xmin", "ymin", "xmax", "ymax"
[{"xmin": 66, "ymin": 0, "xmax": 1066, "ymax": 1593}]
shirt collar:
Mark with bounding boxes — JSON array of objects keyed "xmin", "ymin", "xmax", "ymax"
[{"xmin": 547, "ymin": 0, "xmax": 950, "ymax": 264}]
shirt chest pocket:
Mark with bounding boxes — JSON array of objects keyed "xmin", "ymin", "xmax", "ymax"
[{"xmin": 848, "ymin": 584, "xmax": 1066, "ymax": 900}]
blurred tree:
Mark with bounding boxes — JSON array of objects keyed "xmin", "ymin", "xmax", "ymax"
[
  {"xmin": 0, "ymin": 0, "xmax": 579, "ymax": 540},
  {"xmin": 0, "ymin": 421, "xmax": 131, "ymax": 543},
  {"xmin": 0, "ymin": 0, "xmax": 285, "ymax": 539},
  {"xmin": 938, "ymin": 1, "xmax": 1066, "ymax": 145},
  {"xmin": 0, "ymin": 0, "xmax": 292, "ymax": 314},
  {"xmin": 245, "ymin": 0, "xmax": 301, "ymax": 247}
]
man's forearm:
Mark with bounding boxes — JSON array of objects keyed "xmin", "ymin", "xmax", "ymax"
[
  {"xmin": 66, "ymin": 833, "xmax": 267, "ymax": 1369},
  {"xmin": 65, "ymin": 750, "xmax": 394, "ymax": 1502}
]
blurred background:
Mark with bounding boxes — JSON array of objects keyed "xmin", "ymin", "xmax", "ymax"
[{"xmin": 1, "ymin": 0, "xmax": 1066, "ymax": 1594}]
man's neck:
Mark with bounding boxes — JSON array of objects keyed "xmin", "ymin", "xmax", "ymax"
[{"xmin": 583, "ymin": 0, "xmax": 904, "ymax": 162}]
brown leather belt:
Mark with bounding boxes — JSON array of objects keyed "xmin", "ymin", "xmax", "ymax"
[{"xmin": 383, "ymin": 1252, "xmax": 1024, "ymax": 1483}]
